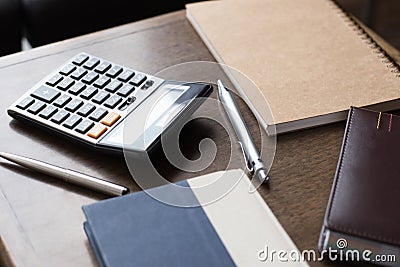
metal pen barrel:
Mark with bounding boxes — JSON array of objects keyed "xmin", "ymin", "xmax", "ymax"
[
  {"xmin": 0, "ymin": 152, "xmax": 128, "ymax": 197},
  {"xmin": 217, "ymin": 80, "xmax": 269, "ymax": 183},
  {"xmin": 218, "ymin": 84, "xmax": 260, "ymax": 162}
]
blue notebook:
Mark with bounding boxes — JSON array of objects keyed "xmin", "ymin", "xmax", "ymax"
[{"xmin": 82, "ymin": 169, "xmax": 308, "ymax": 267}]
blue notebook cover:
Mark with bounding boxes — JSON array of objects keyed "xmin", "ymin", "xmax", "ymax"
[{"xmin": 82, "ymin": 180, "xmax": 235, "ymax": 267}]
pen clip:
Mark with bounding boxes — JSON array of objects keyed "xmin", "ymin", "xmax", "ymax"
[{"xmin": 238, "ymin": 141, "xmax": 253, "ymax": 172}]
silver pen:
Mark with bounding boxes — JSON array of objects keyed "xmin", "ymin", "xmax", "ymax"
[
  {"xmin": 217, "ymin": 80, "xmax": 269, "ymax": 183},
  {"xmin": 0, "ymin": 152, "xmax": 129, "ymax": 196}
]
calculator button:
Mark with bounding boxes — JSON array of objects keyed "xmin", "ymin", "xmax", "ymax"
[
  {"xmin": 118, "ymin": 70, "xmax": 134, "ymax": 82},
  {"xmin": 106, "ymin": 66, "xmax": 123, "ymax": 78},
  {"xmin": 117, "ymin": 84, "xmax": 134, "ymax": 97},
  {"xmin": 51, "ymin": 110, "xmax": 70, "ymax": 124},
  {"xmin": 83, "ymin": 58, "xmax": 100, "ymax": 70},
  {"xmin": 57, "ymin": 77, "xmax": 75, "ymax": 91},
  {"xmin": 119, "ymin": 96, "xmax": 136, "ymax": 111},
  {"xmin": 39, "ymin": 105, "xmax": 58, "ymax": 119},
  {"xmin": 95, "ymin": 62, "xmax": 111, "ymax": 74},
  {"xmin": 103, "ymin": 95, "xmax": 122, "ymax": 109},
  {"xmin": 89, "ymin": 108, "xmax": 108, "ymax": 122},
  {"xmin": 101, "ymin": 112, "xmax": 121, "ymax": 127},
  {"xmin": 72, "ymin": 54, "xmax": 89, "ymax": 66},
  {"xmin": 77, "ymin": 103, "xmax": 96, "ymax": 117},
  {"xmin": 141, "ymin": 80, "xmax": 154, "ymax": 90},
  {"xmin": 80, "ymin": 87, "xmax": 98, "ymax": 100},
  {"xmin": 71, "ymin": 68, "xmax": 88, "ymax": 80},
  {"xmin": 92, "ymin": 91, "xmax": 110, "ymax": 104},
  {"xmin": 130, "ymin": 73, "xmax": 146, "ymax": 86},
  {"xmin": 16, "ymin": 97, "xmax": 35, "ymax": 109},
  {"xmin": 53, "ymin": 94, "xmax": 72, "ymax": 107},
  {"xmin": 87, "ymin": 124, "xmax": 107, "ymax": 139},
  {"xmin": 68, "ymin": 82, "xmax": 86, "ymax": 95},
  {"xmin": 60, "ymin": 64, "xmax": 76, "ymax": 75},
  {"xmin": 81, "ymin": 71, "xmax": 99, "ymax": 84},
  {"xmin": 46, "ymin": 74, "xmax": 63, "ymax": 86},
  {"xmin": 75, "ymin": 120, "xmax": 94, "ymax": 134},
  {"xmin": 93, "ymin": 76, "xmax": 111, "ymax": 88},
  {"xmin": 105, "ymin": 80, "xmax": 122, "ymax": 93},
  {"xmin": 28, "ymin": 101, "xmax": 46, "ymax": 114},
  {"xmin": 31, "ymin": 86, "xmax": 61, "ymax": 103},
  {"xmin": 65, "ymin": 99, "xmax": 84, "ymax": 112},
  {"xmin": 63, "ymin": 114, "xmax": 82, "ymax": 129}
]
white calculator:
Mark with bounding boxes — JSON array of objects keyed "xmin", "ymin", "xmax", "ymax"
[{"xmin": 8, "ymin": 53, "xmax": 212, "ymax": 153}]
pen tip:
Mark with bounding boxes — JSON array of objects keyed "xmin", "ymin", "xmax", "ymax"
[
  {"xmin": 121, "ymin": 188, "xmax": 130, "ymax": 195},
  {"xmin": 257, "ymin": 169, "xmax": 269, "ymax": 184}
]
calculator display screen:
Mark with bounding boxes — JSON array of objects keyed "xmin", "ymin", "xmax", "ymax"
[
  {"xmin": 99, "ymin": 83, "xmax": 197, "ymax": 152},
  {"xmin": 147, "ymin": 88, "xmax": 187, "ymax": 127}
]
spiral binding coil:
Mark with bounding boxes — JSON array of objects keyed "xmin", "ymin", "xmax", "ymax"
[{"xmin": 328, "ymin": 0, "xmax": 400, "ymax": 78}]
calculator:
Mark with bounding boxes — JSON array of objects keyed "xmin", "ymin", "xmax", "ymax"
[{"xmin": 8, "ymin": 53, "xmax": 212, "ymax": 153}]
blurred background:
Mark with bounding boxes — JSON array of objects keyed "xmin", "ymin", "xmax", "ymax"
[
  {"xmin": 336, "ymin": 0, "xmax": 400, "ymax": 49},
  {"xmin": 0, "ymin": 0, "xmax": 399, "ymax": 57}
]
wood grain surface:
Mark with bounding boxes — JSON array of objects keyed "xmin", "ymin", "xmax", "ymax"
[{"xmin": 0, "ymin": 10, "xmax": 398, "ymax": 267}]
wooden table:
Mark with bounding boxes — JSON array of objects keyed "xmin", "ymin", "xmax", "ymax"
[{"xmin": 0, "ymin": 10, "xmax": 399, "ymax": 267}]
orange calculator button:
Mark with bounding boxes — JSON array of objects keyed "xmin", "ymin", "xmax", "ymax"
[
  {"xmin": 87, "ymin": 124, "xmax": 107, "ymax": 139},
  {"xmin": 101, "ymin": 112, "xmax": 121, "ymax": 126}
]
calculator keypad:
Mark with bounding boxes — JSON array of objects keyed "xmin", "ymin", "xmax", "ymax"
[
  {"xmin": 93, "ymin": 76, "xmax": 111, "ymax": 89},
  {"xmin": 17, "ymin": 97, "xmax": 34, "ymax": 109},
  {"xmin": 106, "ymin": 66, "xmax": 123, "ymax": 78},
  {"xmin": 60, "ymin": 64, "xmax": 76, "ymax": 75},
  {"xmin": 95, "ymin": 62, "xmax": 111, "ymax": 74},
  {"xmin": 130, "ymin": 73, "xmax": 146, "ymax": 86},
  {"xmin": 117, "ymin": 84, "xmax": 134, "ymax": 97},
  {"xmin": 87, "ymin": 124, "xmax": 107, "ymax": 139},
  {"xmin": 104, "ymin": 95, "xmax": 122, "ymax": 109},
  {"xmin": 81, "ymin": 72, "xmax": 99, "ymax": 84},
  {"xmin": 89, "ymin": 108, "xmax": 108, "ymax": 122},
  {"xmin": 28, "ymin": 101, "xmax": 46, "ymax": 114},
  {"xmin": 75, "ymin": 120, "xmax": 94, "ymax": 134},
  {"xmin": 53, "ymin": 94, "xmax": 71, "ymax": 107},
  {"xmin": 84, "ymin": 58, "xmax": 100, "ymax": 70},
  {"xmin": 73, "ymin": 54, "xmax": 89, "ymax": 65},
  {"xmin": 57, "ymin": 77, "xmax": 75, "ymax": 90},
  {"xmin": 10, "ymin": 53, "xmax": 161, "ymax": 144},
  {"xmin": 77, "ymin": 103, "xmax": 96, "ymax": 117},
  {"xmin": 46, "ymin": 74, "xmax": 63, "ymax": 86},
  {"xmin": 39, "ymin": 106, "xmax": 58, "ymax": 119},
  {"xmin": 118, "ymin": 70, "xmax": 135, "ymax": 82},
  {"xmin": 31, "ymin": 86, "xmax": 60, "ymax": 103},
  {"xmin": 80, "ymin": 87, "xmax": 98, "ymax": 100},
  {"xmin": 101, "ymin": 112, "xmax": 121, "ymax": 127},
  {"xmin": 92, "ymin": 91, "xmax": 110, "ymax": 104},
  {"xmin": 51, "ymin": 110, "xmax": 70, "ymax": 124},
  {"xmin": 68, "ymin": 82, "xmax": 86, "ymax": 95},
  {"xmin": 71, "ymin": 68, "xmax": 88, "ymax": 80},
  {"xmin": 65, "ymin": 99, "xmax": 83, "ymax": 112},
  {"xmin": 63, "ymin": 114, "xmax": 82, "ymax": 129},
  {"xmin": 105, "ymin": 81, "xmax": 122, "ymax": 93}
]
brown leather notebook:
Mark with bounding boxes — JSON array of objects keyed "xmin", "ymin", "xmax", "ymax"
[
  {"xmin": 319, "ymin": 107, "xmax": 400, "ymax": 264},
  {"xmin": 186, "ymin": 0, "xmax": 400, "ymax": 134}
]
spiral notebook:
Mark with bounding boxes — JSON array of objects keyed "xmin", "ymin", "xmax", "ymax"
[{"xmin": 186, "ymin": 0, "xmax": 400, "ymax": 134}]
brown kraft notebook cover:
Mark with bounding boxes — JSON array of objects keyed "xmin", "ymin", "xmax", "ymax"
[
  {"xmin": 319, "ymin": 107, "xmax": 400, "ymax": 264},
  {"xmin": 186, "ymin": 0, "xmax": 400, "ymax": 134}
]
